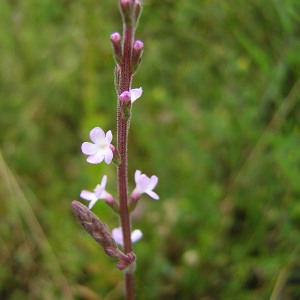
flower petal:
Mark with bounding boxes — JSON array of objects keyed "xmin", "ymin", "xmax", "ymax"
[
  {"xmin": 90, "ymin": 127, "xmax": 105, "ymax": 144},
  {"xmin": 145, "ymin": 190, "xmax": 159, "ymax": 200},
  {"xmin": 131, "ymin": 229, "xmax": 143, "ymax": 243},
  {"xmin": 101, "ymin": 175, "xmax": 107, "ymax": 188},
  {"xmin": 147, "ymin": 175, "xmax": 158, "ymax": 190},
  {"xmin": 137, "ymin": 174, "xmax": 150, "ymax": 191},
  {"xmin": 87, "ymin": 152, "xmax": 105, "ymax": 164},
  {"xmin": 104, "ymin": 148, "xmax": 113, "ymax": 164},
  {"xmin": 112, "ymin": 227, "xmax": 143, "ymax": 246},
  {"xmin": 94, "ymin": 185, "xmax": 104, "ymax": 198},
  {"xmin": 80, "ymin": 190, "xmax": 97, "ymax": 201},
  {"xmin": 135, "ymin": 170, "xmax": 142, "ymax": 182},
  {"xmin": 88, "ymin": 198, "xmax": 98, "ymax": 209},
  {"xmin": 130, "ymin": 87, "xmax": 143, "ymax": 103},
  {"xmin": 112, "ymin": 227, "xmax": 124, "ymax": 246},
  {"xmin": 105, "ymin": 130, "xmax": 113, "ymax": 144},
  {"xmin": 81, "ymin": 142, "xmax": 98, "ymax": 155},
  {"xmin": 94, "ymin": 176, "xmax": 107, "ymax": 198}
]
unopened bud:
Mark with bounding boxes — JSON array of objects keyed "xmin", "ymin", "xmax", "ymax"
[
  {"xmin": 119, "ymin": 0, "xmax": 132, "ymax": 26},
  {"xmin": 131, "ymin": 40, "xmax": 144, "ymax": 74},
  {"xmin": 133, "ymin": 40, "xmax": 144, "ymax": 52},
  {"xmin": 110, "ymin": 32, "xmax": 123, "ymax": 65},
  {"xmin": 134, "ymin": 0, "xmax": 142, "ymax": 26},
  {"xmin": 72, "ymin": 201, "xmax": 136, "ymax": 271},
  {"xmin": 120, "ymin": 0, "xmax": 141, "ymax": 27},
  {"xmin": 110, "ymin": 144, "xmax": 121, "ymax": 167},
  {"xmin": 118, "ymin": 91, "xmax": 132, "ymax": 120},
  {"xmin": 119, "ymin": 91, "xmax": 131, "ymax": 106}
]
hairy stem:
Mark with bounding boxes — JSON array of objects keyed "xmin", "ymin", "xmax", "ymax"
[{"xmin": 117, "ymin": 24, "xmax": 135, "ymax": 299}]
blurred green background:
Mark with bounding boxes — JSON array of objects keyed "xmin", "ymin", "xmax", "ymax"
[{"xmin": 1, "ymin": 0, "xmax": 300, "ymax": 299}]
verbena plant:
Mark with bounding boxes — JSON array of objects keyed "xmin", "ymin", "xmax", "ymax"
[{"xmin": 71, "ymin": 1, "xmax": 158, "ymax": 299}]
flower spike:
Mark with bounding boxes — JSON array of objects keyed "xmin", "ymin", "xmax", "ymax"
[
  {"xmin": 71, "ymin": 201, "xmax": 135, "ymax": 270},
  {"xmin": 81, "ymin": 127, "xmax": 113, "ymax": 164}
]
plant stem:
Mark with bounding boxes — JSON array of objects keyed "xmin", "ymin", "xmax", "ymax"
[{"xmin": 117, "ymin": 24, "xmax": 135, "ymax": 299}]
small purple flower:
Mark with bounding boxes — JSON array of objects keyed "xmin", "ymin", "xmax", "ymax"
[
  {"xmin": 133, "ymin": 170, "xmax": 159, "ymax": 200},
  {"xmin": 112, "ymin": 227, "xmax": 143, "ymax": 246},
  {"xmin": 81, "ymin": 127, "xmax": 113, "ymax": 164},
  {"xmin": 80, "ymin": 175, "xmax": 108, "ymax": 209},
  {"xmin": 119, "ymin": 87, "xmax": 143, "ymax": 104}
]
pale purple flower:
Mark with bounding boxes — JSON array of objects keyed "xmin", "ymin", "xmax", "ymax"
[
  {"xmin": 112, "ymin": 227, "xmax": 143, "ymax": 246},
  {"xmin": 80, "ymin": 175, "xmax": 108, "ymax": 209},
  {"xmin": 81, "ymin": 127, "xmax": 113, "ymax": 164},
  {"xmin": 133, "ymin": 170, "xmax": 159, "ymax": 200},
  {"xmin": 119, "ymin": 87, "xmax": 143, "ymax": 104}
]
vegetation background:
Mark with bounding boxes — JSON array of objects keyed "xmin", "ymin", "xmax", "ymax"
[{"xmin": 1, "ymin": 0, "xmax": 300, "ymax": 299}]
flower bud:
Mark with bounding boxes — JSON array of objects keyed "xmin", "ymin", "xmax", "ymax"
[
  {"xmin": 119, "ymin": 0, "xmax": 141, "ymax": 27},
  {"xmin": 110, "ymin": 144, "xmax": 121, "ymax": 167},
  {"xmin": 119, "ymin": 91, "xmax": 131, "ymax": 106},
  {"xmin": 134, "ymin": 0, "xmax": 142, "ymax": 26},
  {"xmin": 110, "ymin": 32, "xmax": 123, "ymax": 65},
  {"xmin": 118, "ymin": 91, "xmax": 132, "ymax": 120},
  {"xmin": 119, "ymin": 0, "xmax": 133, "ymax": 26},
  {"xmin": 131, "ymin": 40, "xmax": 144, "ymax": 74}
]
